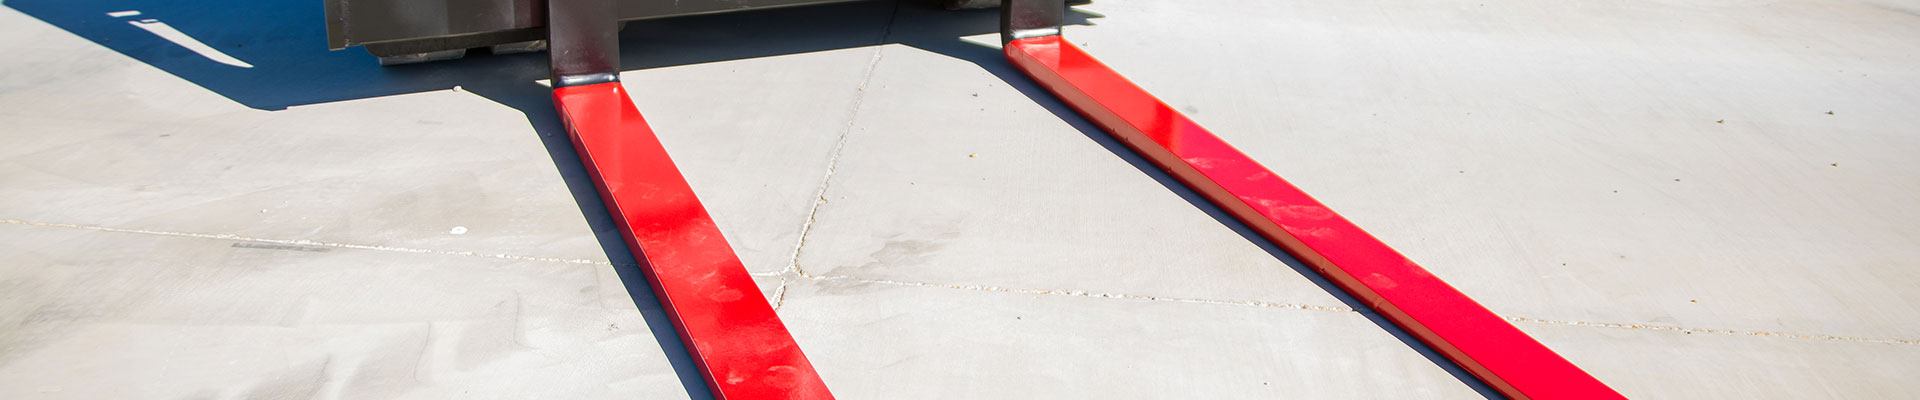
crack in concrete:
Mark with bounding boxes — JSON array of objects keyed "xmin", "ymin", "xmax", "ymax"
[
  {"xmin": 769, "ymin": 278, "xmax": 791, "ymax": 311},
  {"xmin": 13, "ymin": 217, "xmax": 1918, "ymax": 347},
  {"xmin": 773, "ymin": 1, "xmax": 902, "ymax": 301}
]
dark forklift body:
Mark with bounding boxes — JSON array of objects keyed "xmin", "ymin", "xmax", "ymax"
[
  {"xmin": 325, "ymin": 0, "xmax": 862, "ymax": 63},
  {"xmin": 325, "ymin": 0, "xmax": 1624, "ymax": 398},
  {"xmin": 324, "ymin": 0, "xmax": 1017, "ymax": 64}
]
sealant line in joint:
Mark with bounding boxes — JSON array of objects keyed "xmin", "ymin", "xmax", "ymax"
[
  {"xmin": 792, "ymin": 273, "xmax": 1920, "ymax": 347},
  {"xmin": 14, "ymin": 217, "xmax": 1916, "ymax": 347},
  {"xmin": 1, "ymin": 218, "xmax": 607, "ymax": 266},
  {"xmin": 778, "ymin": 1, "xmax": 901, "ymax": 280}
]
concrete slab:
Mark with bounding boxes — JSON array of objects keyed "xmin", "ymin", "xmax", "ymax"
[
  {"xmin": 1060, "ymin": 0, "xmax": 1920, "ymax": 342},
  {"xmin": 0, "ymin": 223, "xmax": 738, "ymax": 399},
  {"xmin": 777, "ymin": 277, "xmax": 1479, "ymax": 399},
  {"xmin": 2, "ymin": 0, "xmax": 1918, "ymax": 398}
]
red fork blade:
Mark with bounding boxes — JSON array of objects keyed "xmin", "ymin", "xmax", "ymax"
[
  {"xmin": 1005, "ymin": 35, "xmax": 1622, "ymax": 399},
  {"xmin": 553, "ymin": 82, "xmax": 834, "ymax": 400}
]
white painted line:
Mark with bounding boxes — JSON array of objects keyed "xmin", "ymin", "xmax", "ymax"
[
  {"xmin": 106, "ymin": 10, "xmax": 142, "ymax": 18},
  {"xmin": 126, "ymin": 19, "xmax": 254, "ymax": 68}
]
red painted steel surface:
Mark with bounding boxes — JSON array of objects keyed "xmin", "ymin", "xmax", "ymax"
[
  {"xmin": 1005, "ymin": 36, "xmax": 1622, "ymax": 399},
  {"xmin": 552, "ymin": 82, "xmax": 834, "ymax": 400}
]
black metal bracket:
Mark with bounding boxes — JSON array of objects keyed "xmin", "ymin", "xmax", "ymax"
[
  {"xmin": 999, "ymin": 0, "xmax": 1065, "ymax": 44},
  {"xmin": 548, "ymin": 0, "xmax": 620, "ymax": 87}
]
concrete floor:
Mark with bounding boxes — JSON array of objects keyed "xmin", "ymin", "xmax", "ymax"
[{"xmin": 3, "ymin": 0, "xmax": 1919, "ymax": 398}]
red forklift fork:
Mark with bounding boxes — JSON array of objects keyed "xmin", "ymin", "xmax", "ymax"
[
  {"xmin": 997, "ymin": 0, "xmax": 1622, "ymax": 398},
  {"xmin": 545, "ymin": 1, "xmax": 833, "ymax": 399}
]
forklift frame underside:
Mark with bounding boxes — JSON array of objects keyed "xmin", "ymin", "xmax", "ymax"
[{"xmin": 325, "ymin": 0, "xmax": 867, "ymax": 55}]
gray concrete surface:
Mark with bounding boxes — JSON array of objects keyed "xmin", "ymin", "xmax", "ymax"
[{"xmin": 3, "ymin": 0, "xmax": 1919, "ymax": 398}]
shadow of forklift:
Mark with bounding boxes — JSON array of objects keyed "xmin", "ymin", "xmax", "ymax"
[{"xmin": 5, "ymin": 0, "xmax": 1095, "ymax": 111}]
